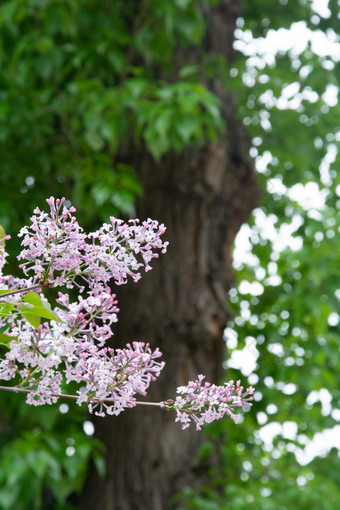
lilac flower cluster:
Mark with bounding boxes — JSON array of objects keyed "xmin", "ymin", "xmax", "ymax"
[
  {"xmin": 18, "ymin": 197, "xmax": 168, "ymax": 290},
  {"xmin": 0, "ymin": 197, "xmax": 254, "ymax": 428},
  {"xmin": 163, "ymin": 375, "xmax": 254, "ymax": 430},
  {"xmin": 0, "ymin": 234, "xmax": 10, "ymax": 273},
  {"xmin": 0, "ymin": 197, "xmax": 167, "ymax": 415}
]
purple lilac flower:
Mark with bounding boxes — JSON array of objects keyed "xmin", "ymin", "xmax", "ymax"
[
  {"xmin": 17, "ymin": 197, "xmax": 169, "ymax": 290},
  {"xmin": 164, "ymin": 375, "xmax": 254, "ymax": 430},
  {"xmin": 0, "ymin": 198, "xmax": 169, "ymax": 414},
  {"xmin": 18, "ymin": 197, "xmax": 87, "ymax": 287},
  {"xmin": 0, "ymin": 234, "xmax": 10, "ymax": 275},
  {"xmin": 72, "ymin": 342, "xmax": 165, "ymax": 417},
  {"xmin": 0, "ymin": 197, "xmax": 255, "ymax": 427}
]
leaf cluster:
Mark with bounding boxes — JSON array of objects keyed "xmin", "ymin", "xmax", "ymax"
[
  {"xmin": 0, "ymin": 0, "xmax": 223, "ymax": 236},
  {"xmin": 0, "ymin": 391, "xmax": 104, "ymax": 510}
]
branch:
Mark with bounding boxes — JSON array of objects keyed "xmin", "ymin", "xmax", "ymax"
[
  {"xmin": 0, "ymin": 284, "xmax": 43, "ymax": 300},
  {"xmin": 0, "ymin": 385, "xmax": 165, "ymax": 407}
]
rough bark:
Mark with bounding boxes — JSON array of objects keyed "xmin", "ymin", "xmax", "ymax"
[{"xmin": 79, "ymin": 1, "xmax": 260, "ymax": 509}]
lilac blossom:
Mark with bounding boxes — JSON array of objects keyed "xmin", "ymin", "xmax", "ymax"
[
  {"xmin": 71, "ymin": 342, "xmax": 165, "ymax": 417},
  {"xmin": 0, "ymin": 233, "xmax": 10, "ymax": 275},
  {"xmin": 162, "ymin": 375, "xmax": 254, "ymax": 430},
  {"xmin": 0, "ymin": 197, "xmax": 254, "ymax": 428},
  {"xmin": 0, "ymin": 197, "xmax": 169, "ymax": 415},
  {"xmin": 0, "ymin": 296, "xmax": 164, "ymax": 415},
  {"xmin": 17, "ymin": 197, "xmax": 169, "ymax": 289},
  {"xmin": 85, "ymin": 218, "xmax": 168, "ymax": 286},
  {"xmin": 18, "ymin": 197, "xmax": 87, "ymax": 287}
]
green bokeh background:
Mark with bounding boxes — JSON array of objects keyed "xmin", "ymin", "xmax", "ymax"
[{"xmin": 1, "ymin": 0, "xmax": 340, "ymax": 508}]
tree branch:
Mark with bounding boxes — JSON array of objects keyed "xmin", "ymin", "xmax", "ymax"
[
  {"xmin": 0, "ymin": 284, "xmax": 43, "ymax": 300},
  {"xmin": 0, "ymin": 385, "xmax": 164, "ymax": 407}
]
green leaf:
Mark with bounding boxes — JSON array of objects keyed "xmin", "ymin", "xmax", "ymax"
[
  {"xmin": 0, "ymin": 302, "xmax": 16, "ymax": 317},
  {"xmin": 40, "ymin": 301, "xmax": 63, "ymax": 323},
  {"xmin": 22, "ymin": 292, "xmax": 43, "ymax": 307},
  {"xmin": 22, "ymin": 312, "xmax": 41, "ymax": 329},
  {"xmin": 18, "ymin": 304, "xmax": 62, "ymax": 323},
  {"xmin": 179, "ymin": 64, "xmax": 199, "ymax": 78},
  {"xmin": 175, "ymin": 115, "xmax": 198, "ymax": 143},
  {"xmin": 0, "ymin": 333, "xmax": 15, "ymax": 349},
  {"xmin": 22, "ymin": 294, "xmax": 63, "ymax": 322},
  {"xmin": 84, "ymin": 131, "xmax": 105, "ymax": 151},
  {"xmin": 0, "ymin": 225, "xmax": 6, "ymax": 245},
  {"xmin": 0, "ymin": 333, "xmax": 14, "ymax": 345}
]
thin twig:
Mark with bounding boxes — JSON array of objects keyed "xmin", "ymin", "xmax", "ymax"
[
  {"xmin": 0, "ymin": 385, "xmax": 164, "ymax": 407},
  {"xmin": 0, "ymin": 284, "xmax": 43, "ymax": 300}
]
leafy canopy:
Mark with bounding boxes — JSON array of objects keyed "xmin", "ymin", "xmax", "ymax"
[{"xmin": 0, "ymin": 0, "xmax": 222, "ymax": 232}]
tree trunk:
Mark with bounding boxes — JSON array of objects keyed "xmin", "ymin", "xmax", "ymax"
[{"xmin": 79, "ymin": 1, "xmax": 260, "ymax": 509}]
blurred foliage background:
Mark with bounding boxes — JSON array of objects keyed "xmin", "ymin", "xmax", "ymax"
[
  {"xmin": 178, "ymin": 1, "xmax": 340, "ymax": 509},
  {"xmin": 1, "ymin": 0, "xmax": 340, "ymax": 508},
  {"xmin": 0, "ymin": 0, "xmax": 223, "ymax": 238}
]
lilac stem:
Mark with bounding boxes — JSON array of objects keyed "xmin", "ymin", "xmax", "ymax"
[
  {"xmin": 0, "ymin": 385, "xmax": 164, "ymax": 407},
  {"xmin": 0, "ymin": 284, "xmax": 43, "ymax": 300}
]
